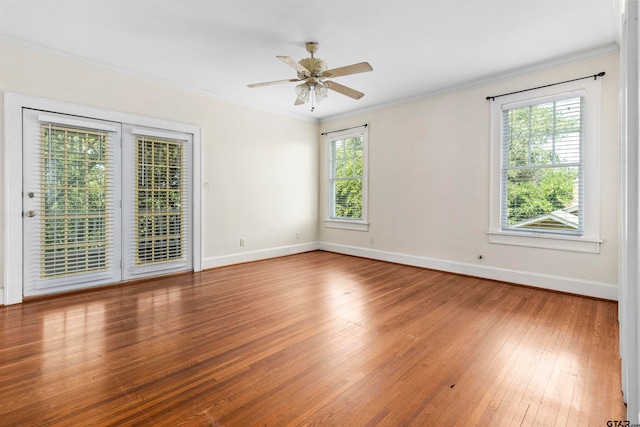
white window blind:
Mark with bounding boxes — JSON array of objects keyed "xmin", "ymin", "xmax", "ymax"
[
  {"xmin": 501, "ymin": 96, "xmax": 584, "ymax": 235},
  {"xmin": 135, "ymin": 135, "xmax": 185, "ymax": 265},
  {"xmin": 40, "ymin": 124, "xmax": 114, "ymax": 277}
]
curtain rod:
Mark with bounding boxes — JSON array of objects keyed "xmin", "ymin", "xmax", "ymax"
[
  {"xmin": 321, "ymin": 124, "xmax": 367, "ymax": 136},
  {"xmin": 486, "ymin": 72, "xmax": 605, "ymax": 101}
]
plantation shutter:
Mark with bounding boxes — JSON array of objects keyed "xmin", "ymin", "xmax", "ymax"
[
  {"xmin": 122, "ymin": 126, "xmax": 193, "ymax": 280},
  {"xmin": 501, "ymin": 95, "xmax": 584, "ymax": 234}
]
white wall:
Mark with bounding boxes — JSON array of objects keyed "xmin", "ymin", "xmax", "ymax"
[
  {"xmin": 0, "ymin": 42, "xmax": 319, "ymax": 301},
  {"xmin": 319, "ymin": 53, "xmax": 620, "ymax": 299}
]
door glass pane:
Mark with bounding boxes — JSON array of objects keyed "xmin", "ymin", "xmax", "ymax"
[
  {"xmin": 41, "ymin": 125, "xmax": 109, "ymax": 277},
  {"xmin": 136, "ymin": 136, "xmax": 183, "ymax": 265}
]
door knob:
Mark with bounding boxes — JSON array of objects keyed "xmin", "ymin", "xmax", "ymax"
[
  {"xmin": 26, "ymin": 211, "xmax": 36, "ymax": 217},
  {"xmin": 28, "ymin": 192, "xmax": 35, "ymax": 198}
]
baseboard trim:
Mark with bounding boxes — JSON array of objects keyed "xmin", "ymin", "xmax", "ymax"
[
  {"xmin": 201, "ymin": 241, "xmax": 617, "ymax": 300},
  {"xmin": 1, "ymin": 242, "xmax": 617, "ymax": 305},
  {"xmin": 318, "ymin": 242, "xmax": 618, "ymax": 301},
  {"xmin": 202, "ymin": 242, "xmax": 321, "ymax": 270}
]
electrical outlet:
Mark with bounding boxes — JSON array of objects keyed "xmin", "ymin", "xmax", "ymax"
[
  {"xmin": 296, "ymin": 232, "xmax": 301, "ymax": 240},
  {"xmin": 240, "ymin": 238, "xmax": 245, "ymax": 247},
  {"xmin": 370, "ymin": 236, "xmax": 374, "ymax": 244},
  {"xmin": 203, "ymin": 180, "xmax": 210, "ymax": 189}
]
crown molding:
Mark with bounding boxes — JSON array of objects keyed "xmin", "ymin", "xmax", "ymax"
[
  {"xmin": 320, "ymin": 43, "xmax": 620, "ymax": 123},
  {"xmin": 1, "ymin": 35, "xmax": 618, "ymax": 126},
  {"xmin": 0, "ymin": 35, "xmax": 318, "ymax": 124}
]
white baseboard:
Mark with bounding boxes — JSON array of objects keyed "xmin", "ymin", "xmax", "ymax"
[
  {"xmin": 1, "ymin": 242, "xmax": 617, "ymax": 305},
  {"xmin": 318, "ymin": 242, "xmax": 619, "ymax": 301},
  {"xmin": 201, "ymin": 241, "xmax": 617, "ymax": 300},
  {"xmin": 202, "ymin": 242, "xmax": 320, "ymax": 270}
]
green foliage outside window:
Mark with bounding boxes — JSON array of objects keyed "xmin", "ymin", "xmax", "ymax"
[
  {"xmin": 504, "ymin": 99, "xmax": 581, "ymax": 228},
  {"xmin": 42, "ymin": 127, "xmax": 108, "ymax": 276},
  {"xmin": 331, "ymin": 136, "xmax": 363, "ymax": 219},
  {"xmin": 136, "ymin": 138, "xmax": 183, "ymax": 264}
]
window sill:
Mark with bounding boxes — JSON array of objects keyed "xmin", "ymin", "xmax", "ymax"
[
  {"xmin": 324, "ymin": 219, "xmax": 369, "ymax": 231},
  {"xmin": 487, "ymin": 230, "xmax": 602, "ymax": 254}
]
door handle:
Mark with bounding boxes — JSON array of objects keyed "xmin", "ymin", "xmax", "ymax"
[{"xmin": 26, "ymin": 211, "xmax": 36, "ymax": 218}]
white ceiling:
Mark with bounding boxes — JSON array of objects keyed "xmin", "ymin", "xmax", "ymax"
[{"xmin": 0, "ymin": 0, "xmax": 620, "ymax": 121}]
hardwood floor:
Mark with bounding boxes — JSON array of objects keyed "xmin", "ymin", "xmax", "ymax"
[{"xmin": 0, "ymin": 251, "xmax": 626, "ymax": 426}]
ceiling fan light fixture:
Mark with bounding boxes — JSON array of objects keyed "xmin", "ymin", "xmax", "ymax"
[
  {"xmin": 315, "ymin": 82, "xmax": 328, "ymax": 102},
  {"xmin": 247, "ymin": 42, "xmax": 373, "ymax": 110},
  {"xmin": 295, "ymin": 83, "xmax": 310, "ymax": 102}
]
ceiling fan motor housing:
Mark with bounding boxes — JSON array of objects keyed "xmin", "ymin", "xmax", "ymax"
[{"xmin": 298, "ymin": 57, "xmax": 327, "ymax": 79}]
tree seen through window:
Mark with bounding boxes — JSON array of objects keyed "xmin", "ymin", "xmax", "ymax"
[{"xmin": 331, "ymin": 136, "xmax": 363, "ymax": 219}]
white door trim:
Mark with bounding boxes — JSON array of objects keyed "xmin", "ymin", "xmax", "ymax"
[{"xmin": 3, "ymin": 92, "xmax": 203, "ymax": 305}]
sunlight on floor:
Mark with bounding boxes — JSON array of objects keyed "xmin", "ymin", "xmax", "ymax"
[
  {"xmin": 42, "ymin": 302, "xmax": 106, "ymax": 372},
  {"xmin": 495, "ymin": 338, "xmax": 586, "ymax": 423}
]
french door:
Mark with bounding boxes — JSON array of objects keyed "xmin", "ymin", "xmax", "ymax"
[
  {"xmin": 22, "ymin": 109, "xmax": 192, "ymax": 297},
  {"xmin": 121, "ymin": 125, "xmax": 193, "ymax": 280}
]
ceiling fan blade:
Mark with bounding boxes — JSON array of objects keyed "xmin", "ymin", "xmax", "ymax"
[
  {"xmin": 277, "ymin": 55, "xmax": 311, "ymax": 77},
  {"xmin": 325, "ymin": 81, "xmax": 365, "ymax": 100},
  {"xmin": 322, "ymin": 62, "xmax": 372, "ymax": 78},
  {"xmin": 294, "ymin": 96, "xmax": 305, "ymax": 105},
  {"xmin": 247, "ymin": 78, "xmax": 300, "ymax": 88}
]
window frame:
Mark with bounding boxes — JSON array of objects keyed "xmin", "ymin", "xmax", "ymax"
[
  {"xmin": 488, "ymin": 79, "xmax": 602, "ymax": 253},
  {"xmin": 323, "ymin": 125, "xmax": 369, "ymax": 231}
]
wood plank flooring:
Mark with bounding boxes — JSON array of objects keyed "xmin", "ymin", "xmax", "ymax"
[{"xmin": 0, "ymin": 251, "xmax": 626, "ymax": 426}]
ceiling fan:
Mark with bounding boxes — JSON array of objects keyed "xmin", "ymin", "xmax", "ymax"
[{"xmin": 248, "ymin": 42, "xmax": 373, "ymax": 111}]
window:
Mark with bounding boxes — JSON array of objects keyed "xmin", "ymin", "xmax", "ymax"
[
  {"xmin": 324, "ymin": 125, "xmax": 369, "ymax": 231},
  {"xmin": 42, "ymin": 124, "xmax": 111, "ymax": 277},
  {"xmin": 488, "ymin": 79, "xmax": 602, "ymax": 253},
  {"xmin": 135, "ymin": 136, "xmax": 184, "ymax": 265},
  {"xmin": 502, "ymin": 97, "xmax": 583, "ymax": 233}
]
